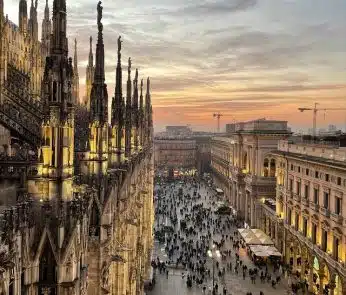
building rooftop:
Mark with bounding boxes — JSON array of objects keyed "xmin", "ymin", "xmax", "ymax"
[
  {"xmin": 274, "ymin": 139, "xmax": 346, "ymax": 170},
  {"xmin": 226, "ymin": 118, "xmax": 289, "ymax": 134}
]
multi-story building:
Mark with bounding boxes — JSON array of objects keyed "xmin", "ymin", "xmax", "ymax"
[
  {"xmin": 154, "ymin": 137, "xmax": 196, "ymax": 169},
  {"xmin": 165, "ymin": 125, "xmax": 192, "ymax": 137},
  {"xmin": 211, "ymin": 119, "xmax": 290, "ymax": 230},
  {"xmin": 195, "ymin": 136, "xmax": 212, "ymax": 174},
  {"xmin": 270, "ymin": 139, "xmax": 346, "ymax": 295}
]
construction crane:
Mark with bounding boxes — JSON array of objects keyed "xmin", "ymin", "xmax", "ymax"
[
  {"xmin": 298, "ymin": 103, "xmax": 346, "ymax": 137},
  {"xmin": 213, "ymin": 112, "xmax": 223, "ymax": 133}
]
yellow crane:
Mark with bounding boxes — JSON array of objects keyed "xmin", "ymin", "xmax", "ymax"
[{"xmin": 298, "ymin": 103, "xmax": 346, "ymax": 137}]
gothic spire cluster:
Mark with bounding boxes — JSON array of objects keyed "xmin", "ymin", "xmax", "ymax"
[{"xmin": 87, "ymin": 1, "xmax": 153, "ymax": 162}]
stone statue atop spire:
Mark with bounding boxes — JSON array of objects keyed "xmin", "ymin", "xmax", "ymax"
[
  {"xmin": 118, "ymin": 36, "xmax": 122, "ymax": 57},
  {"xmin": 90, "ymin": 0, "xmax": 108, "ymax": 122},
  {"xmin": 97, "ymin": 1, "xmax": 103, "ymax": 31}
]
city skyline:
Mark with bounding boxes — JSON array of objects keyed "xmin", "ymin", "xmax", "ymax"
[{"xmin": 4, "ymin": 0, "xmax": 346, "ymax": 131}]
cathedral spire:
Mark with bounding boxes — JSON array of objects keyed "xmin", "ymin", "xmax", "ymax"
[
  {"xmin": 88, "ymin": 36, "xmax": 93, "ymax": 67},
  {"xmin": 44, "ymin": 0, "xmax": 49, "ymax": 19},
  {"xmin": 41, "ymin": 0, "xmax": 51, "ymax": 60},
  {"xmin": 94, "ymin": 2, "xmax": 105, "ymax": 83},
  {"xmin": 28, "ymin": 0, "xmax": 38, "ymax": 40},
  {"xmin": 39, "ymin": 0, "xmax": 74, "ymax": 201},
  {"xmin": 132, "ymin": 69, "xmax": 139, "ymax": 148},
  {"xmin": 145, "ymin": 77, "xmax": 153, "ymax": 144},
  {"xmin": 125, "ymin": 57, "xmax": 132, "ymax": 157},
  {"xmin": 90, "ymin": 1, "xmax": 108, "ymax": 123},
  {"xmin": 73, "ymin": 38, "xmax": 79, "ymax": 104},
  {"xmin": 51, "ymin": 0, "xmax": 68, "ymax": 55},
  {"xmin": 139, "ymin": 79, "xmax": 144, "ymax": 146},
  {"xmin": 74, "ymin": 39, "xmax": 78, "ymax": 72},
  {"xmin": 111, "ymin": 36, "xmax": 123, "ymax": 126},
  {"xmin": 19, "ymin": 0, "xmax": 28, "ymax": 34},
  {"xmin": 85, "ymin": 36, "xmax": 95, "ymax": 108}
]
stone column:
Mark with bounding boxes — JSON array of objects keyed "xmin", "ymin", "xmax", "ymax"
[
  {"xmin": 318, "ymin": 270, "xmax": 325, "ymax": 295},
  {"xmin": 300, "ymin": 258, "xmax": 306, "ymax": 280},
  {"xmin": 244, "ymin": 192, "xmax": 248, "ymax": 222},
  {"xmin": 284, "ymin": 242, "xmax": 290, "ymax": 265},
  {"xmin": 293, "ymin": 248, "xmax": 297, "ymax": 271},
  {"xmin": 250, "ymin": 197, "xmax": 255, "ymax": 227},
  {"xmin": 328, "ymin": 278, "xmax": 336, "ymax": 295}
]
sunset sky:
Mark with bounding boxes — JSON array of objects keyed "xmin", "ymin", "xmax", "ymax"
[{"xmin": 4, "ymin": 0, "xmax": 346, "ymax": 132}]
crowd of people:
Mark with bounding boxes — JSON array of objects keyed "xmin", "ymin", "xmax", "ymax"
[{"xmin": 152, "ymin": 177, "xmax": 289, "ymax": 295}]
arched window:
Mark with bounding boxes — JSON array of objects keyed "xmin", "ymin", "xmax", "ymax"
[
  {"xmin": 270, "ymin": 159, "xmax": 276, "ymax": 177},
  {"xmin": 242, "ymin": 152, "xmax": 247, "ymax": 170},
  {"xmin": 263, "ymin": 158, "xmax": 269, "ymax": 177},
  {"xmin": 39, "ymin": 241, "xmax": 57, "ymax": 295},
  {"xmin": 52, "ymin": 81, "xmax": 57, "ymax": 101},
  {"xmin": 90, "ymin": 203, "xmax": 100, "ymax": 237}
]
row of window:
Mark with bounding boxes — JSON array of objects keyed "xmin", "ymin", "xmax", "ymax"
[
  {"xmin": 287, "ymin": 209, "xmax": 342, "ymax": 261},
  {"xmin": 288, "ymin": 179, "xmax": 342, "ymax": 214},
  {"xmin": 290, "ymin": 164, "xmax": 343, "ymax": 186}
]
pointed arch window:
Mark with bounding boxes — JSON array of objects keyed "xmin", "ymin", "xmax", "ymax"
[
  {"xmin": 39, "ymin": 241, "xmax": 57, "ymax": 295},
  {"xmin": 52, "ymin": 81, "xmax": 57, "ymax": 102}
]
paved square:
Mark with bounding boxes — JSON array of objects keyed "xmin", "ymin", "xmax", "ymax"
[{"xmin": 148, "ymin": 180, "xmax": 290, "ymax": 295}]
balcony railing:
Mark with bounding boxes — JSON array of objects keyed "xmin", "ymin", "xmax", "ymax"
[
  {"xmin": 301, "ymin": 197, "xmax": 309, "ymax": 207},
  {"xmin": 309, "ymin": 201, "xmax": 319, "ymax": 212},
  {"xmin": 293, "ymin": 193, "xmax": 301, "ymax": 202},
  {"xmin": 261, "ymin": 203, "xmax": 277, "ymax": 218},
  {"xmin": 320, "ymin": 207, "xmax": 331, "ymax": 217},
  {"xmin": 245, "ymin": 174, "xmax": 276, "ymax": 186},
  {"xmin": 330, "ymin": 212, "xmax": 344, "ymax": 225}
]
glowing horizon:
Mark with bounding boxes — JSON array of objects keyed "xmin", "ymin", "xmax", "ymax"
[{"xmin": 4, "ymin": 0, "xmax": 346, "ymax": 132}]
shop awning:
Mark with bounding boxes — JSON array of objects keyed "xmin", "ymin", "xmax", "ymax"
[
  {"xmin": 238, "ymin": 228, "xmax": 274, "ymax": 245},
  {"xmin": 249, "ymin": 245, "xmax": 282, "ymax": 257}
]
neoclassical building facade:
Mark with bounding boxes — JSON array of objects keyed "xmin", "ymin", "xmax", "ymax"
[
  {"xmin": 154, "ymin": 137, "xmax": 196, "ymax": 169},
  {"xmin": 0, "ymin": 1, "xmax": 155, "ymax": 295},
  {"xmin": 270, "ymin": 140, "xmax": 346, "ymax": 295},
  {"xmin": 211, "ymin": 119, "xmax": 290, "ymax": 228}
]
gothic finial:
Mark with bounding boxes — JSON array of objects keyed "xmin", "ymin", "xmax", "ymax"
[
  {"xmin": 97, "ymin": 1, "xmax": 103, "ymax": 31},
  {"xmin": 135, "ymin": 69, "xmax": 138, "ymax": 82},
  {"xmin": 90, "ymin": 36, "xmax": 92, "ymax": 48},
  {"xmin": 140, "ymin": 79, "xmax": 143, "ymax": 95},
  {"xmin": 35, "ymin": 0, "xmax": 37, "ymax": 9},
  {"xmin": 147, "ymin": 77, "xmax": 150, "ymax": 92},
  {"xmin": 128, "ymin": 57, "xmax": 131, "ymax": 75},
  {"xmin": 118, "ymin": 36, "xmax": 122, "ymax": 55}
]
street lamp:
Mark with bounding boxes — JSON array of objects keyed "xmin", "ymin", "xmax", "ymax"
[{"xmin": 207, "ymin": 244, "xmax": 221, "ymax": 294}]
